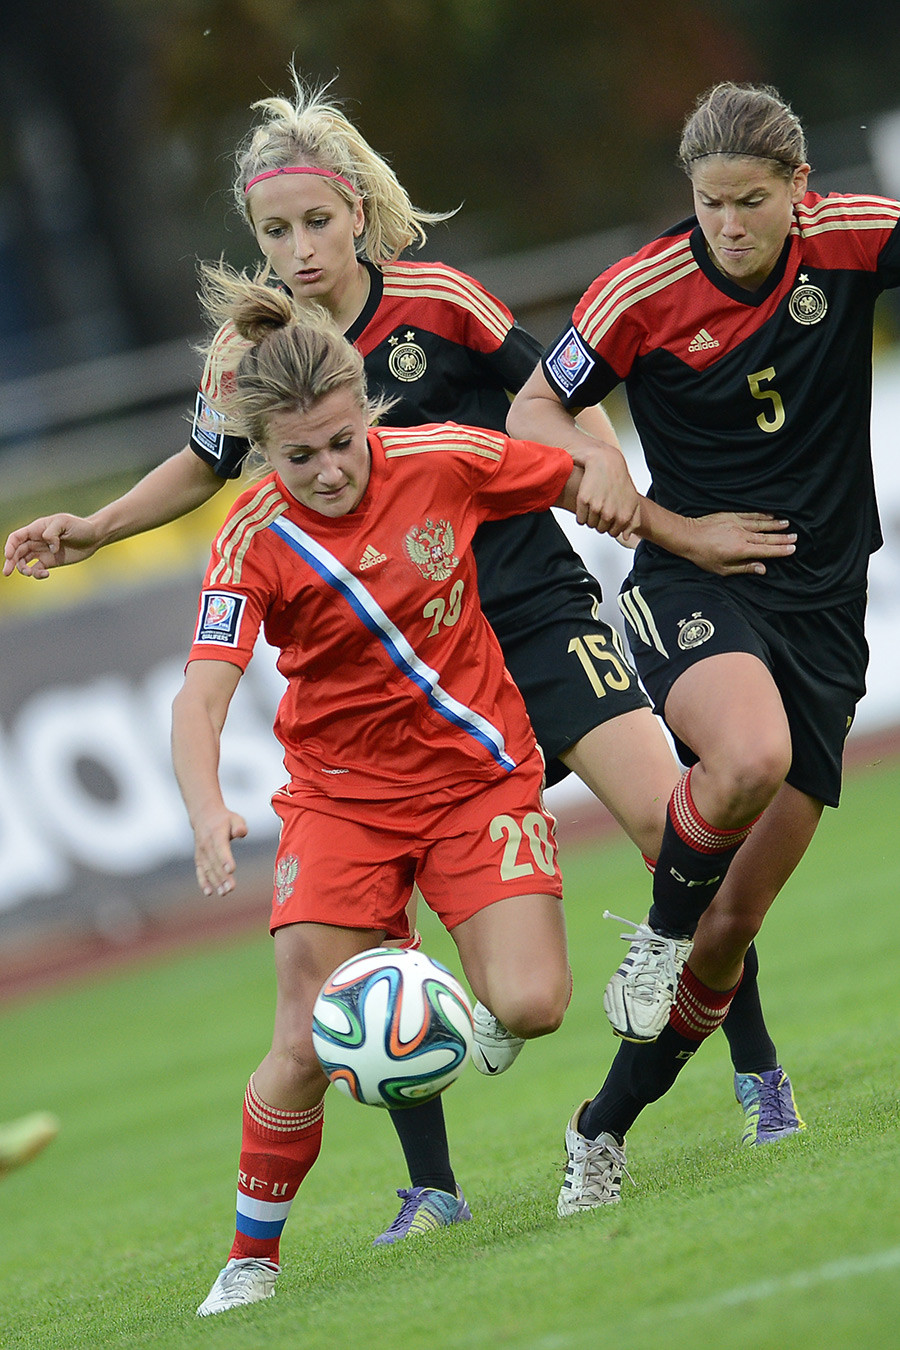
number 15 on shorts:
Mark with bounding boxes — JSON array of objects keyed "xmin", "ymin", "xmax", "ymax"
[{"xmin": 567, "ymin": 630, "xmax": 633, "ymax": 698}]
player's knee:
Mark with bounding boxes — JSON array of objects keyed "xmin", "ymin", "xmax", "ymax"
[
  {"xmin": 706, "ymin": 738, "xmax": 791, "ymax": 818},
  {"xmin": 494, "ymin": 976, "xmax": 568, "ymax": 1040},
  {"xmin": 750, "ymin": 733, "xmax": 791, "ymax": 789},
  {"xmin": 270, "ymin": 1037, "xmax": 325, "ymax": 1093}
]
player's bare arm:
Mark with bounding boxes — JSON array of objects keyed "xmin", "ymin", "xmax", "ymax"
[
  {"xmin": 507, "ymin": 365, "xmax": 641, "ymax": 537},
  {"xmin": 634, "ymin": 500, "xmax": 797, "ymax": 575},
  {"xmin": 3, "ymin": 446, "xmax": 224, "ymax": 579},
  {"xmin": 171, "ymin": 658, "xmax": 248, "ymax": 898},
  {"xmin": 554, "ymin": 466, "xmax": 795, "ymax": 572}
]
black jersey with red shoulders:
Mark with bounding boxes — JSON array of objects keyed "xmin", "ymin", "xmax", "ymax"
[
  {"xmin": 190, "ymin": 258, "xmax": 601, "ymax": 637},
  {"xmin": 542, "ymin": 191, "xmax": 900, "ymax": 610},
  {"xmin": 348, "ymin": 259, "xmax": 541, "ymax": 430}
]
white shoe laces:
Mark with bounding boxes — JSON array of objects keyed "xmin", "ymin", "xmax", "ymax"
[
  {"xmin": 572, "ymin": 1133, "xmax": 633, "ymax": 1203},
  {"xmin": 604, "ymin": 911, "xmax": 690, "ymax": 1005},
  {"xmin": 201, "ymin": 1258, "xmax": 278, "ymax": 1312},
  {"xmin": 222, "ymin": 1260, "xmax": 274, "ymax": 1290}
]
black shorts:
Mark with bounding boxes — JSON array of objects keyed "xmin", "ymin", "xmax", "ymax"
[
  {"xmin": 618, "ymin": 575, "xmax": 868, "ymax": 808},
  {"xmin": 496, "ymin": 605, "xmax": 650, "ymax": 788}
]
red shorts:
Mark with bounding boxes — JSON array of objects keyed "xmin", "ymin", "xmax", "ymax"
[{"xmin": 268, "ymin": 751, "xmax": 562, "ymax": 937}]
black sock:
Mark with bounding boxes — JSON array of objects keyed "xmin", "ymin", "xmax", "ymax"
[
  {"xmin": 389, "ymin": 1097, "xmax": 456, "ymax": 1193},
  {"xmin": 721, "ymin": 942, "xmax": 778, "ymax": 1073},
  {"xmin": 648, "ymin": 770, "xmax": 754, "ymax": 937},
  {"xmin": 579, "ymin": 1026, "xmax": 701, "ymax": 1141},
  {"xmin": 648, "ymin": 833, "xmax": 743, "ymax": 936}
]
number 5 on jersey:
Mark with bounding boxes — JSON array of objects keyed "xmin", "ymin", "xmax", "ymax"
[{"xmin": 747, "ymin": 367, "xmax": 785, "ymax": 432}]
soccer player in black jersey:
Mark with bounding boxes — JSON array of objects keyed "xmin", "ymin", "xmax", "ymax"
[
  {"xmin": 4, "ymin": 72, "xmax": 798, "ymax": 1239},
  {"xmin": 510, "ymin": 80, "xmax": 899, "ymax": 1213}
]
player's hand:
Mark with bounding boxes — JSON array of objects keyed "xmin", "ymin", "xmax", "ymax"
[
  {"xmin": 571, "ymin": 443, "xmax": 642, "ymax": 537},
  {"xmin": 3, "ymin": 515, "xmax": 104, "ymax": 579},
  {"xmin": 684, "ymin": 512, "xmax": 797, "ymax": 576},
  {"xmin": 192, "ymin": 809, "xmax": 249, "ymax": 897}
]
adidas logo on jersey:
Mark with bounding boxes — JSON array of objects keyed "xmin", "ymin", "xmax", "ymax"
[
  {"xmin": 359, "ymin": 544, "xmax": 387, "ymax": 570},
  {"xmin": 688, "ymin": 328, "xmax": 720, "ymax": 352}
]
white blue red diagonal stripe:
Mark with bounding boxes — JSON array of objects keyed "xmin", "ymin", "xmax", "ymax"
[{"xmin": 268, "ymin": 517, "xmax": 515, "ymax": 771}]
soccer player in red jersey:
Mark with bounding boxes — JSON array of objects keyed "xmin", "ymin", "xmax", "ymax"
[
  {"xmin": 509, "ymin": 82, "xmax": 899, "ymax": 1212},
  {"xmin": 3, "ymin": 72, "xmax": 798, "ymax": 1235},
  {"xmin": 182, "ymin": 274, "xmax": 588, "ymax": 1313}
]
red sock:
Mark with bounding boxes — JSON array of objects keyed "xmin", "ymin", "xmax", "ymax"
[
  {"xmin": 229, "ymin": 1078, "xmax": 324, "ymax": 1264},
  {"xmin": 669, "ymin": 964, "xmax": 743, "ymax": 1043}
]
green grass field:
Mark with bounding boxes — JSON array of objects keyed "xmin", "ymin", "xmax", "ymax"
[{"xmin": 1, "ymin": 758, "xmax": 899, "ymax": 1350}]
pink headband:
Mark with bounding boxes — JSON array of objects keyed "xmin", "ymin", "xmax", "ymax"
[{"xmin": 244, "ymin": 166, "xmax": 357, "ymax": 195}]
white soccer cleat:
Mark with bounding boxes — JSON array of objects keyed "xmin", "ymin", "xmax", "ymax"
[
  {"xmin": 602, "ymin": 911, "xmax": 693, "ymax": 1042},
  {"xmin": 557, "ymin": 1101, "xmax": 631, "ymax": 1216},
  {"xmin": 196, "ymin": 1257, "xmax": 280, "ymax": 1317},
  {"xmin": 470, "ymin": 1000, "xmax": 525, "ymax": 1076}
]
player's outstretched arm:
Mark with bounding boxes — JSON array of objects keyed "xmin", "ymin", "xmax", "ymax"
[
  {"xmin": 3, "ymin": 446, "xmax": 224, "ymax": 579},
  {"xmin": 171, "ymin": 658, "xmax": 247, "ymax": 898},
  {"xmin": 508, "ymin": 366, "xmax": 640, "ymax": 537},
  {"xmin": 635, "ymin": 499, "xmax": 797, "ymax": 575},
  {"xmin": 3, "ymin": 514, "xmax": 111, "ymax": 578}
]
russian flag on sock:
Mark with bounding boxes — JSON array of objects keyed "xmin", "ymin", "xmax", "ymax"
[{"xmin": 236, "ymin": 1189, "xmax": 295, "ymax": 1242}]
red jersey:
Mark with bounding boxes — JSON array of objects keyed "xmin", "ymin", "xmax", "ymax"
[
  {"xmin": 189, "ymin": 259, "xmax": 596, "ymax": 639},
  {"xmin": 188, "ymin": 424, "xmax": 573, "ymax": 800}
]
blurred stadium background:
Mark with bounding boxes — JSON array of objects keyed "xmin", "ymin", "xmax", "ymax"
[{"xmin": 3, "ymin": 0, "xmax": 900, "ymax": 993}]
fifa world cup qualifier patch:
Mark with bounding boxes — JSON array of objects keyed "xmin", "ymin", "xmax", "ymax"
[
  {"xmin": 545, "ymin": 327, "xmax": 595, "ymax": 395},
  {"xmin": 195, "ymin": 590, "xmax": 246, "ymax": 646},
  {"xmin": 191, "ymin": 392, "xmax": 227, "ymax": 460}
]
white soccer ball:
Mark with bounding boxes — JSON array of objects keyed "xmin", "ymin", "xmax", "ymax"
[{"xmin": 312, "ymin": 947, "xmax": 474, "ymax": 1108}]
